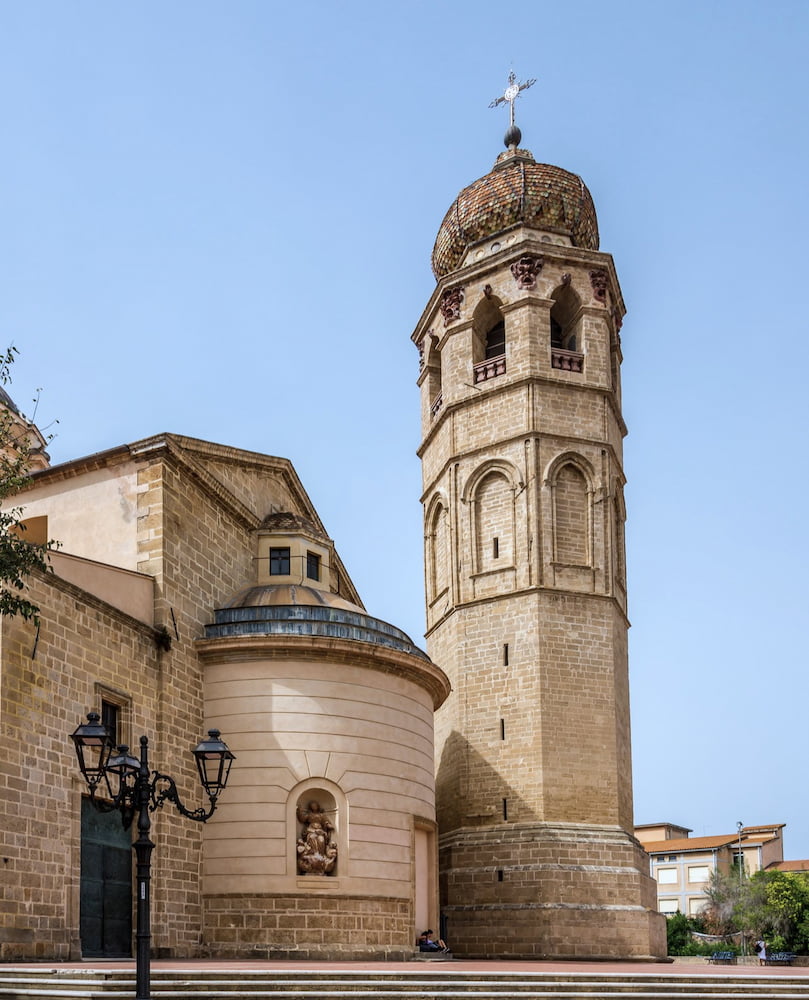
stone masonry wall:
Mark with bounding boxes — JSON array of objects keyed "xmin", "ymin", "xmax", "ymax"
[
  {"xmin": 439, "ymin": 824, "xmax": 665, "ymax": 959},
  {"xmin": 0, "ymin": 570, "xmax": 161, "ymax": 961},
  {"xmin": 203, "ymin": 893, "xmax": 414, "ymax": 960}
]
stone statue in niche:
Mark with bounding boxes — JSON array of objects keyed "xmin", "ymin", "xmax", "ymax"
[{"xmin": 296, "ymin": 800, "xmax": 338, "ymax": 875}]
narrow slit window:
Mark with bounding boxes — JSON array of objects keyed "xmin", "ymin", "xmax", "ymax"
[
  {"xmin": 503, "ymin": 643, "xmax": 509, "ymax": 666},
  {"xmin": 493, "ymin": 536, "xmax": 499, "ymax": 559},
  {"xmin": 500, "ymin": 718, "xmax": 505, "ymax": 741},
  {"xmin": 497, "ymin": 869, "xmax": 504, "ymax": 882},
  {"xmin": 502, "ymin": 798, "xmax": 508, "ymax": 821}
]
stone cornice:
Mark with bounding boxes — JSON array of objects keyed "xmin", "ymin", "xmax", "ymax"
[
  {"xmin": 424, "ymin": 586, "xmax": 630, "ymax": 639},
  {"xmin": 195, "ymin": 633, "xmax": 451, "ymax": 710},
  {"xmin": 418, "ymin": 381, "xmax": 627, "ymax": 471},
  {"xmin": 412, "ymin": 231, "xmax": 624, "ymax": 346}
]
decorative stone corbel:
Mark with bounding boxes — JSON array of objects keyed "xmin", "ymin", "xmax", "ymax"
[
  {"xmin": 510, "ymin": 254, "xmax": 543, "ymax": 290},
  {"xmin": 440, "ymin": 286, "xmax": 464, "ymax": 326},
  {"xmin": 589, "ymin": 269, "xmax": 608, "ymax": 303}
]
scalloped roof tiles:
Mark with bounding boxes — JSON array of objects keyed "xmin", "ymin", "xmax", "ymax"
[{"xmin": 431, "ymin": 148, "xmax": 599, "ymax": 279}]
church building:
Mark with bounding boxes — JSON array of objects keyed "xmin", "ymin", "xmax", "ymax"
[
  {"xmin": 0, "ymin": 433, "xmax": 448, "ymax": 960},
  {"xmin": 0, "ymin": 88, "xmax": 664, "ymax": 962}
]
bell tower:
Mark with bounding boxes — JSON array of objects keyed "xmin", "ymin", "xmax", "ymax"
[{"xmin": 412, "ymin": 83, "xmax": 664, "ymax": 959}]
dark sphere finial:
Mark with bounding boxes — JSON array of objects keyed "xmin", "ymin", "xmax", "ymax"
[{"xmin": 504, "ymin": 124, "xmax": 522, "ymax": 149}]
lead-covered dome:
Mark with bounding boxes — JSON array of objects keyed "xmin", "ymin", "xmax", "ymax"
[
  {"xmin": 431, "ymin": 148, "xmax": 599, "ymax": 279},
  {"xmin": 206, "ymin": 583, "xmax": 431, "ymax": 660}
]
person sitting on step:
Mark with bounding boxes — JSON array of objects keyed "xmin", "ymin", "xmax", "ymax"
[{"xmin": 418, "ymin": 929, "xmax": 449, "ymax": 953}]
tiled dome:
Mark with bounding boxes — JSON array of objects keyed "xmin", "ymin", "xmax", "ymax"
[{"xmin": 431, "ymin": 148, "xmax": 599, "ymax": 278}]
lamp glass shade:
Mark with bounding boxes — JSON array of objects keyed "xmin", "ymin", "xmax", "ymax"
[
  {"xmin": 70, "ymin": 712, "xmax": 113, "ymax": 789},
  {"xmin": 102, "ymin": 744, "xmax": 140, "ymax": 799},
  {"xmin": 192, "ymin": 729, "xmax": 235, "ymax": 798}
]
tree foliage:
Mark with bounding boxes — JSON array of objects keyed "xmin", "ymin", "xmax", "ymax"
[
  {"xmin": 666, "ymin": 911, "xmax": 715, "ymax": 956},
  {"xmin": 0, "ymin": 347, "xmax": 52, "ymax": 622},
  {"xmin": 699, "ymin": 866, "xmax": 809, "ymax": 954}
]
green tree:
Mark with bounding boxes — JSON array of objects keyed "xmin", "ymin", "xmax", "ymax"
[
  {"xmin": 666, "ymin": 911, "xmax": 715, "ymax": 956},
  {"xmin": 0, "ymin": 347, "xmax": 53, "ymax": 622},
  {"xmin": 749, "ymin": 870, "xmax": 809, "ymax": 953}
]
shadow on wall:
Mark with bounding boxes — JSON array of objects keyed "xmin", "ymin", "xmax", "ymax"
[{"xmin": 435, "ymin": 729, "xmax": 538, "ymax": 833}]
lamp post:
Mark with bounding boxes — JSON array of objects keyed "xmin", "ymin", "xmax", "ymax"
[{"xmin": 70, "ymin": 713, "xmax": 235, "ymax": 1000}]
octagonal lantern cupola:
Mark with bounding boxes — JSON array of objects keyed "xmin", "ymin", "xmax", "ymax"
[{"xmin": 254, "ymin": 511, "xmax": 334, "ymax": 591}]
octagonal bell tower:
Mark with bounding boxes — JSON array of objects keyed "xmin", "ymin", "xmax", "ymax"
[{"xmin": 412, "ymin": 99, "xmax": 664, "ymax": 959}]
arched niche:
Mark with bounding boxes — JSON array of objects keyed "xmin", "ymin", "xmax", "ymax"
[
  {"xmin": 286, "ymin": 778, "xmax": 347, "ymax": 879},
  {"xmin": 544, "ymin": 454, "xmax": 594, "ymax": 568},
  {"xmin": 425, "ymin": 493, "xmax": 451, "ymax": 606},
  {"xmin": 463, "ymin": 460, "xmax": 520, "ymax": 576},
  {"xmin": 612, "ymin": 481, "xmax": 627, "ymax": 591}
]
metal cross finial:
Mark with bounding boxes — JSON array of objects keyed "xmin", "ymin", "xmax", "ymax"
[{"xmin": 489, "ymin": 71, "xmax": 536, "ymax": 129}]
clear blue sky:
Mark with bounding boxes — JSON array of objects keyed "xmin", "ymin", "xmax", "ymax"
[{"xmin": 3, "ymin": 2, "xmax": 808, "ymax": 858}]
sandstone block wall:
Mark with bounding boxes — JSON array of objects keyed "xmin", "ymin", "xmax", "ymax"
[
  {"xmin": 0, "ymin": 570, "xmax": 164, "ymax": 961},
  {"xmin": 203, "ymin": 893, "xmax": 414, "ymax": 959}
]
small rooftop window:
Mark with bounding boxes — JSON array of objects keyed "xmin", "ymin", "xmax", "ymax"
[{"xmin": 270, "ymin": 547, "xmax": 291, "ymax": 575}]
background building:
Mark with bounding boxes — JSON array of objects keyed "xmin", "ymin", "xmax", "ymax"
[{"xmin": 637, "ymin": 822, "xmax": 786, "ymax": 917}]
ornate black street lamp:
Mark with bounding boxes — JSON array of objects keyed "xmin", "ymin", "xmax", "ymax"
[{"xmin": 70, "ymin": 713, "xmax": 235, "ymax": 1000}]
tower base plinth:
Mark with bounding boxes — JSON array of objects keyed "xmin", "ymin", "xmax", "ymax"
[{"xmin": 439, "ymin": 823, "xmax": 666, "ymax": 960}]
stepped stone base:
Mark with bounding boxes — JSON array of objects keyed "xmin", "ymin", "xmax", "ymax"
[
  {"xmin": 439, "ymin": 823, "xmax": 666, "ymax": 959},
  {"xmin": 202, "ymin": 893, "xmax": 414, "ymax": 960},
  {"xmin": 2, "ymin": 965, "xmax": 808, "ymax": 999}
]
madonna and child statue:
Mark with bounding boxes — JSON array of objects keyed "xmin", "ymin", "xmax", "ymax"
[{"xmin": 296, "ymin": 800, "xmax": 338, "ymax": 875}]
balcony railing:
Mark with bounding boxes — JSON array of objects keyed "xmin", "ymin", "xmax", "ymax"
[
  {"xmin": 551, "ymin": 348, "xmax": 584, "ymax": 373},
  {"xmin": 473, "ymin": 354, "xmax": 506, "ymax": 384}
]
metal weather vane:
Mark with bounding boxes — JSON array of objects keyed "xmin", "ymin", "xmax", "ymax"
[{"xmin": 489, "ymin": 71, "xmax": 536, "ymax": 128}]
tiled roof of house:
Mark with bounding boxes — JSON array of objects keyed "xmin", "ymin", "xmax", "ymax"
[
  {"xmin": 643, "ymin": 834, "xmax": 738, "ymax": 854},
  {"xmin": 767, "ymin": 860, "xmax": 809, "ymax": 872}
]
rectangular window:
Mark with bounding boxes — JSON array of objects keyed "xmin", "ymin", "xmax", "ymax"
[
  {"xmin": 688, "ymin": 896, "xmax": 707, "ymax": 917},
  {"xmin": 306, "ymin": 551, "xmax": 321, "ymax": 581},
  {"xmin": 270, "ymin": 547, "xmax": 291, "ymax": 575},
  {"xmin": 688, "ymin": 865, "xmax": 710, "ymax": 884},
  {"xmin": 657, "ymin": 868, "xmax": 678, "ymax": 885},
  {"xmin": 503, "ymin": 643, "xmax": 509, "ymax": 666},
  {"xmin": 493, "ymin": 537, "xmax": 499, "ymax": 559},
  {"xmin": 659, "ymin": 899, "xmax": 679, "ymax": 915},
  {"xmin": 500, "ymin": 718, "xmax": 505, "ymax": 740},
  {"xmin": 101, "ymin": 700, "xmax": 119, "ymax": 747}
]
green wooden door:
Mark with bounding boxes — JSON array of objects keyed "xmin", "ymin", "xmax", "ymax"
[{"xmin": 80, "ymin": 798, "xmax": 132, "ymax": 957}]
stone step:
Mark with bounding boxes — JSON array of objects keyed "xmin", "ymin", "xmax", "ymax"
[{"xmin": 1, "ymin": 970, "xmax": 809, "ymax": 1000}]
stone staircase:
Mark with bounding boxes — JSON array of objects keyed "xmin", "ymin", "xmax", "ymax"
[{"xmin": 2, "ymin": 967, "xmax": 809, "ymax": 999}]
